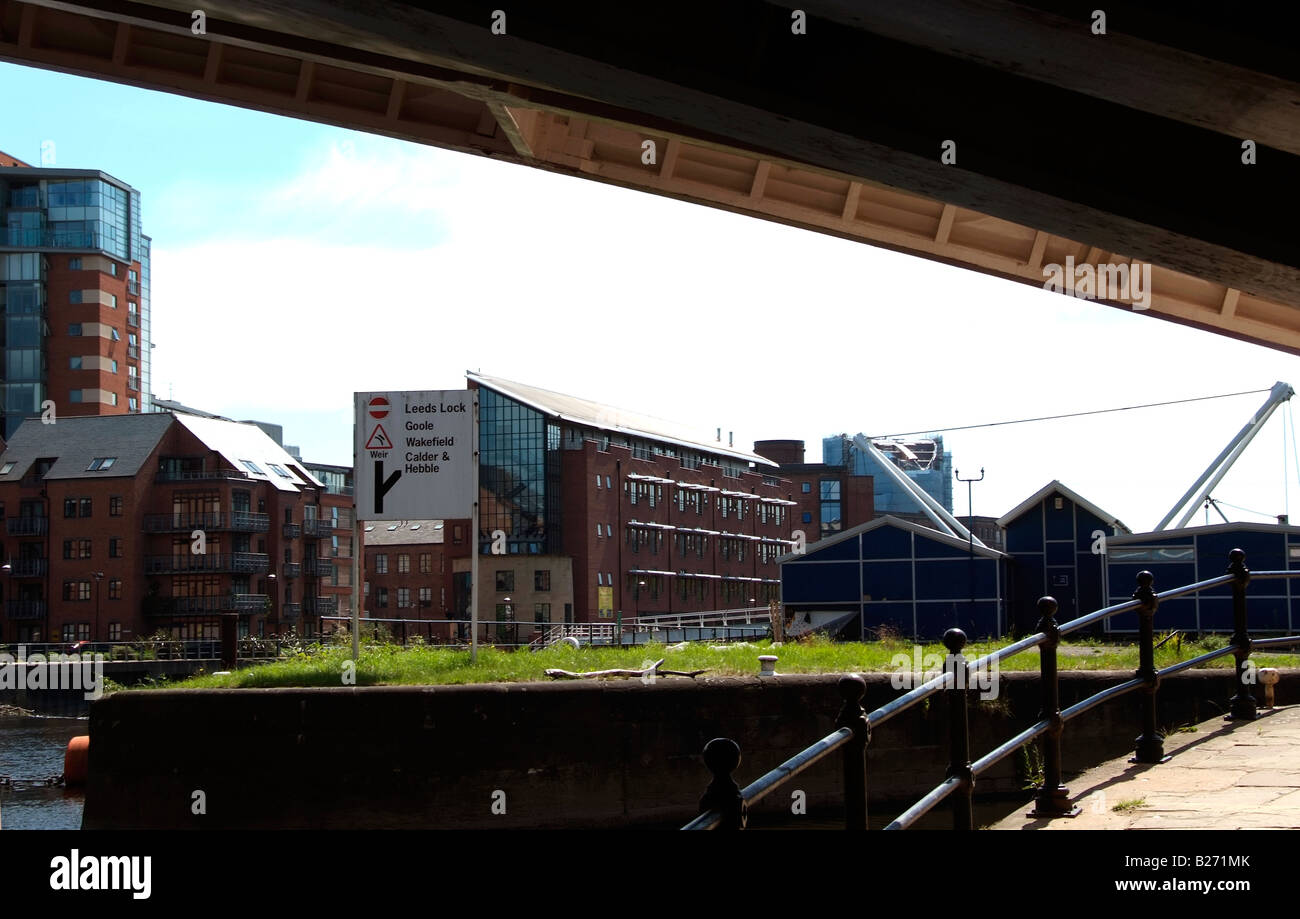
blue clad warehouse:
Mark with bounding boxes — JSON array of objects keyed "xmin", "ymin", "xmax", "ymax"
[{"xmin": 779, "ymin": 515, "xmax": 1007, "ymax": 641}]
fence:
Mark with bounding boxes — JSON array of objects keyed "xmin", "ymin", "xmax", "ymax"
[{"xmin": 682, "ymin": 549, "xmax": 1300, "ymax": 830}]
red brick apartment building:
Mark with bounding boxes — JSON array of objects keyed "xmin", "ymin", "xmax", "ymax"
[
  {"xmin": 442, "ymin": 374, "xmax": 799, "ymax": 628},
  {"xmin": 360, "ymin": 519, "xmax": 449, "ymax": 639},
  {"xmin": 0, "ymin": 413, "xmax": 352, "ymax": 644},
  {"xmin": 1, "ymin": 151, "xmax": 153, "ymax": 439}
]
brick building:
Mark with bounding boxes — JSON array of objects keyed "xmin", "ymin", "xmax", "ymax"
[
  {"xmin": 0, "ymin": 412, "xmax": 352, "ymax": 644},
  {"xmin": 360, "ymin": 519, "xmax": 449, "ymax": 640},
  {"xmin": 753, "ymin": 439, "xmax": 875, "ymax": 542},
  {"xmin": 1, "ymin": 150, "xmax": 152, "ymax": 437},
  {"xmin": 436, "ymin": 374, "xmax": 798, "ymax": 629}
]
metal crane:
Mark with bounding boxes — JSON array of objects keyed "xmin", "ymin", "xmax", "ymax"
[{"xmin": 1155, "ymin": 380, "xmax": 1294, "ymax": 530}]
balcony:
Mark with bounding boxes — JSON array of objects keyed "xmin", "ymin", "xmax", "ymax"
[
  {"xmin": 151, "ymin": 594, "xmax": 269, "ymax": 616},
  {"xmin": 302, "ymin": 518, "xmax": 334, "ymax": 538},
  {"xmin": 10, "ymin": 558, "xmax": 48, "ymax": 577},
  {"xmin": 281, "ymin": 602, "xmax": 301, "ymax": 620},
  {"xmin": 282, "ymin": 562, "xmax": 301, "ymax": 579},
  {"xmin": 282, "ymin": 523, "xmax": 301, "ymax": 539},
  {"xmin": 303, "ymin": 596, "xmax": 338, "ymax": 615},
  {"xmin": 127, "ymin": 312, "xmax": 139, "ymax": 328},
  {"xmin": 127, "ymin": 345, "xmax": 139, "ymax": 359},
  {"xmin": 142, "ymin": 512, "xmax": 269, "ymax": 533},
  {"xmin": 127, "ymin": 379, "xmax": 139, "ymax": 392},
  {"xmin": 155, "ymin": 468, "xmax": 252, "ymax": 484},
  {"xmin": 7, "ymin": 517, "xmax": 48, "ymax": 536},
  {"xmin": 304, "ymin": 557, "xmax": 334, "ymax": 578},
  {"xmin": 144, "ymin": 553, "xmax": 269, "ymax": 575},
  {"xmin": 5, "ymin": 600, "xmax": 46, "ymax": 620},
  {"xmin": 127, "ymin": 280, "xmax": 139, "ymax": 296}
]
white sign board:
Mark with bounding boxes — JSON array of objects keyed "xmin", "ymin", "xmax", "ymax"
[{"xmin": 353, "ymin": 389, "xmax": 474, "ymax": 520}]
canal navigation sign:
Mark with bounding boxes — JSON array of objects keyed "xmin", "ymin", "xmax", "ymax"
[{"xmin": 353, "ymin": 389, "xmax": 476, "ymax": 520}]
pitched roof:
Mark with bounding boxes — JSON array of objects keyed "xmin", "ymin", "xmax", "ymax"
[
  {"xmin": 469, "ymin": 372, "xmax": 776, "ymax": 467},
  {"xmin": 0, "ymin": 414, "xmax": 174, "ymax": 481},
  {"xmin": 173, "ymin": 414, "xmax": 321, "ymax": 492},
  {"xmin": 779, "ymin": 514, "xmax": 1008, "ymax": 564},
  {"xmin": 361, "ymin": 519, "xmax": 445, "ymax": 546},
  {"xmin": 996, "ymin": 480, "xmax": 1131, "ymax": 532}
]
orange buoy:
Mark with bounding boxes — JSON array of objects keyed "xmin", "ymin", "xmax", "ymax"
[{"xmin": 64, "ymin": 735, "xmax": 89, "ymax": 786}]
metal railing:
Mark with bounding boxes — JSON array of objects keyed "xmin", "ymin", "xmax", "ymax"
[
  {"xmin": 303, "ymin": 596, "xmax": 337, "ymax": 615},
  {"xmin": 302, "ymin": 518, "xmax": 334, "ymax": 537},
  {"xmin": 6, "ymin": 517, "xmax": 48, "ymax": 536},
  {"xmin": 155, "ymin": 468, "xmax": 252, "ymax": 484},
  {"xmin": 682, "ymin": 549, "xmax": 1300, "ymax": 830},
  {"xmin": 282, "ymin": 562, "xmax": 301, "ymax": 578},
  {"xmin": 530, "ymin": 622, "xmax": 619, "ymax": 648},
  {"xmin": 144, "ymin": 553, "xmax": 269, "ymax": 575},
  {"xmin": 10, "ymin": 558, "xmax": 48, "ymax": 577},
  {"xmin": 4, "ymin": 600, "xmax": 47, "ymax": 620},
  {"xmin": 149, "ymin": 594, "xmax": 269, "ymax": 615},
  {"xmin": 283, "ymin": 523, "xmax": 302, "ymax": 539},
  {"xmin": 304, "ymin": 557, "xmax": 334, "ymax": 577},
  {"xmin": 631, "ymin": 607, "xmax": 772, "ymax": 630},
  {"xmin": 142, "ymin": 511, "xmax": 269, "ymax": 532}
]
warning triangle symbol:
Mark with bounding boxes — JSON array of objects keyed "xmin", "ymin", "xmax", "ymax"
[{"xmin": 365, "ymin": 424, "xmax": 393, "ymax": 450}]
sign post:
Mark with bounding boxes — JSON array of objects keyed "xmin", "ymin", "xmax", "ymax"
[
  {"xmin": 354, "ymin": 389, "xmax": 477, "ymax": 659},
  {"xmin": 470, "ymin": 391, "xmax": 479, "ymax": 663}
]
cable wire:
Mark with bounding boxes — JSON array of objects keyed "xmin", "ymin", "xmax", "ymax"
[{"xmin": 871, "ymin": 387, "xmax": 1270, "ymax": 439}]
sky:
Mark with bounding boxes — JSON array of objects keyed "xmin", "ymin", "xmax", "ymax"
[{"xmin": 5, "ymin": 60, "xmax": 1300, "ymax": 534}]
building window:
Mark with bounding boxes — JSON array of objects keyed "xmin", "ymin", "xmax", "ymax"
[
  {"xmin": 69, "ymin": 290, "xmax": 82, "ymax": 303},
  {"xmin": 109, "ymin": 538, "xmax": 124, "ymax": 558},
  {"xmin": 535, "ymin": 570, "xmax": 551, "ymax": 591},
  {"xmin": 452, "ymin": 525, "xmax": 464, "ymax": 545},
  {"xmin": 87, "ymin": 457, "xmax": 114, "ymax": 471},
  {"xmin": 110, "ymin": 328, "xmax": 120, "ymax": 341},
  {"xmin": 820, "ymin": 479, "xmax": 842, "ymax": 539},
  {"xmin": 110, "ymin": 294, "xmax": 117, "ymax": 308},
  {"xmin": 109, "ymin": 578, "xmax": 122, "ymax": 600},
  {"xmin": 397, "ymin": 553, "xmax": 410, "ymax": 574},
  {"xmin": 69, "ymin": 324, "xmax": 82, "ymax": 336},
  {"xmin": 377, "ymin": 587, "xmax": 388, "ymax": 608},
  {"xmin": 596, "ymin": 474, "xmax": 602, "ymax": 489},
  {"xmin": 63, "ymin": 580, "xmax": 91, "ymax": 601},
  {"xmin": 69, "ymin": 258, "xmax": 81, "ymax": 270},
  {"xmin": 108, "ymin": 622, "xmax": 121, "ymax": 640},
  {"xmin": 129, "ymin": 397, "xmax": 138, "ymax": 412},
  {"xmin": 535, "ymin": 602, "xmax": 551, "ymax": 625},
  {"xmin": 70, "ymin": 357, "xmax": 82, "ymax": 370},
  {"xmin": 108, "ymin": 263, "xmax": 118, "ymax": 277},
  {"xmin": 62, "ymin": 539, "xmax": 92, "ymax": 559},
  {"xmin": 63, "ymin": 498, "xmax": 77, "ymax": 518},
  {"xmin": 69, "ymin": 390, "xmax": 83, "ymax": 403},
  {"xmin": 80, "ymin": 497, "xmax": 92, "ymax": 516},
  {"xmin": 802, "ymin": 511, "xmax": 812, "ymax": 524},
  {"xmin": 109, "ymin": 496, "xmax": 123, "ymax": 516},
  {"xmin": 418, "ymin": 587, "xmax": 432, "ymax": 608},
  {"xmin": 595, "ymin": 523, "xmax": 602, "ymax": 539},
  {"xmin": 419, "ymin": 553, "xmax": 431, "ymax": 573},
  {"xmin": 374, "ymin": 554, "xmax": 388, "ymax": 574},
  {"xmin": 397, "ymin": 588, "xmax": 410, "ymax": 608},
  {"xmin": 109, "ymin": 392, "xmax": 118, "ymax": 406},
  {"xmin": 802, "ymin": 482, "xmax": 812, "ymax": 493},
  {"xmin": 110, "ymin": 359, "xmax": 118, "ymax": 373},
  {"xmin": 496, "ymin": 570, "xmax": 514, "ymax": 592}
]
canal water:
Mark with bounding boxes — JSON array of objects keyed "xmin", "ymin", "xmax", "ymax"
[{"xmin": 0, "ymin": 715, "xmax": 86, "ymax": 830}]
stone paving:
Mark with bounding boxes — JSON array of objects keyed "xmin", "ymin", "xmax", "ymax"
[{"xmin": 990, "ymin": 704, "xmax": 1300, "ymax": 830}]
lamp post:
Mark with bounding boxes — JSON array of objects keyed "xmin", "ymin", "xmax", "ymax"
[
  {"xmin": 954, "ymin": 468, "xmax": 984, "ymax": 629},
  {"xmin": 91, "ymin": 571, "xmax": 104, "ymax": 645},
  {"xmin": 503, "ymin": 595, "xmax": 513, "ymax": 647}
]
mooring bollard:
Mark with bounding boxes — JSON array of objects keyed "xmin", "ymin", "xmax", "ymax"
[
  {"xmin": 943, "ymin": 628, "xmax": 973, "ymax": 830},
  {"xmin": 1131, "ymin": 571, "xmax": 1168, "ymax": 764},
  {"xmin": 835, "ymin": 674, "xmax": 869, "ymax": 831},
  {"xmin": 1031, "ymin": 596, "xmax": 1078, "ymax": 817},
  {"xmin": 699, "ymin": 737, "xmax": 746, "ymax": 830},
  {"xmin": 1259, "ymin": 668, "xmax": 1280, "ymax": 709},
  {"xmin": 757, "ymin": 655, "xmax": 778, "ymax": 677},
  {"xmin": 1227, "ymin": 549, "xmax": 1258, "ymax": 722}
]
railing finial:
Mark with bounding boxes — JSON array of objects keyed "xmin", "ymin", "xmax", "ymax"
[
  {"xmin": 943, "ymin": 628, "xmax": 967, "ymax": 655},
  {"xmin": 1227, "ymin": 549, "xmax": 1257, "ymax": 721},
  {"xmin": 700, "ymin": 737, "xmax": 746, "ymax": 829}
]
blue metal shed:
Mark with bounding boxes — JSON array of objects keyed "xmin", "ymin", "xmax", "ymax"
[
  {"xmin": 779, "ymin": 515, "xmax": 1007, "ymax": 640},
  {"xmin": 1104, "ymin": 522, "xmax": 1300, "ymax": 634},
  {"xmin": 997, "ymin": 481, "xmax": 1129, "ymax": 633}
]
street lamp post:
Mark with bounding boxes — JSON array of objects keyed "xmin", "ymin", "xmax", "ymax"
[
  {"xmin": 955, "ymin": 468, "xmax": 985, "ymax": 628},
  {"xmin": 91, "ymin": 571, "xmax": 104, "ymax": 645}
]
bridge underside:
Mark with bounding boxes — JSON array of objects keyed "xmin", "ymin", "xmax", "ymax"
[{"xmin": 3, "ymin": 1, "xmax": 1298, "ymax": 351}]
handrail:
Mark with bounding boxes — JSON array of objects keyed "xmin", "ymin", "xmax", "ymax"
[{"xmin": 683, "ymin": 548, "xmax": 1300, "ymax": 830}]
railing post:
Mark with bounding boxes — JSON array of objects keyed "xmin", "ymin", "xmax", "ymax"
[
  {"xmin": 1131, "ymin": 571, "xmax": 1169, "ymax": 764},
  {"xmin": 699, "ymin": 738, "xmax": 746, "ymax": 830},
  {"xmin": 836, "ymin": 674, "xmax": 870, "ymax": 830},
  {"xmin": 1030, "ymin": 596, "xmax": 1079, "ymax": 817},
  {"xmin": 1227, "ymin": 548, "xmax": 1258, "ymax": 721},
  {"xmin": 943, "ymin": 628, "xmax": 973, "ymax": 830}
]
